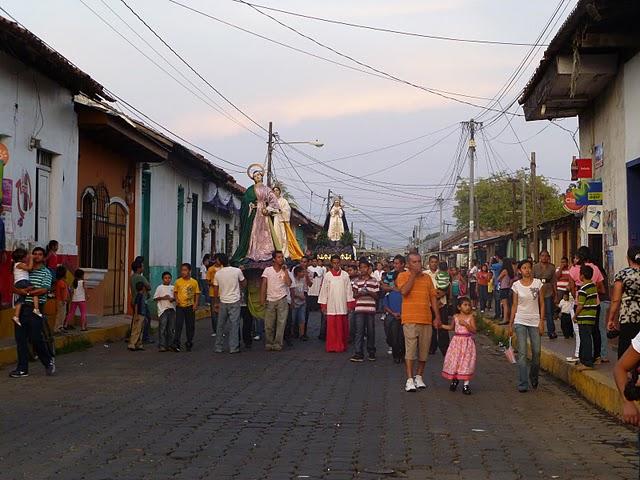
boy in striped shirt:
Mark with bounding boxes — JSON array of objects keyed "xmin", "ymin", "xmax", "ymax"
[
  {"xmin": 350, "ymin": 259, "xmax": 379, "ymax": 362},
  {"xmin": 576, "ymin": 265, "xmax": 599, "ymax": 370}
]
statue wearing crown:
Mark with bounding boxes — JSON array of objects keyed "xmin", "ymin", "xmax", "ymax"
[{"xmin": 231, "ymin": 163, "xmax": 281, "ymax": 264}]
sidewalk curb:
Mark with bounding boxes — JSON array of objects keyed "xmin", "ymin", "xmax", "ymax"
[
  {"xmin": 482, "ymin": 320, "xmax": 622, "ymax": 417},
  {"xmin": 0, "ymin": 308, "xmax": 211, "ymax": 367}
]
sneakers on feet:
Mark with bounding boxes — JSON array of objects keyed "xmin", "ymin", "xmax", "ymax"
[
  {"xmin": 387, "ymin": 347, "xmax": 393, "ymax": 355},
  {"xmin": 368, "ymin": 353, "xmax": 376, "ymax": 362},
  {"xmin": 405, "ymin": 378, "xmax": 417, "ymax": 392},
  {"xmin": 253, "ymin": 335, "xmax": 260, "ymax": 341},
  {"xmin": 566, "ymin": 356, "xmax": 579, "ymax": 363},
  {"xmin": 350, "ymin": 354, "xmax": 364, "ymax": 363},
  {"xmin": 414, "ymin": 375, "xmax": 427, "ymax": 389},
  {"xmin": 9, "ymin": 369, "xmax": 29, "ymax": 378},
  {"xmin": 45, "ymin": 361, "xmax": 56, "ymax": 376}
]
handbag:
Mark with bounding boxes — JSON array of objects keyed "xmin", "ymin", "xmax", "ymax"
[{"xmin": 504, "ymin": 336, "xmax": 517, "ymax": 364}]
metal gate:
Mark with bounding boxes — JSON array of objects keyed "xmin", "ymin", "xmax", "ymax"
[{"xmin": 104, "ymin": 203, "xmax": 127, "ymax": 315}]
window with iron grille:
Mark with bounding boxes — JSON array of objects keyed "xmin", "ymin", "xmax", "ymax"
[{"xmin": 80, "ymin": 184, "xmax": 110, "ymax": 269}]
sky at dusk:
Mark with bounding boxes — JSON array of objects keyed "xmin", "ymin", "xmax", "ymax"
[{"xmin": 3, "ymin": 0, "xmax": 580, "ymax": 250}]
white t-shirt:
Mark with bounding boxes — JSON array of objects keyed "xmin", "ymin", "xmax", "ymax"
[
  {"xmin": 512, "ymin": 278, "xmax": 543, "ymax": 327},
  {"xmin": 372, "ymin": 269, "xmax": 384, "ymax": 283},
  {"xmin": 262, "ymin": 266, "xmax": 290, "ymax": 302},
  {"xmin": 213, "ymin": 266, "xmax": 245, "ymax": 304},
  {"xmin": 72, "ymin": 280, "xmax": 87, "ymax": 302},
  {"xmin": 154, "ymin": 284, "xmax": 176, "ymax": 317},
  {"xmin": 200, "ymin": 264, "xmax": 208, "ymax": 280},
  {"xmin": 631, "ymin": 331, "xmax": 640, "ymax": 354},
  {"xmin": 469, "ymin": 266, "xmax": 478, "ymax": 282},
  {"xmin": 308, "ymin": 266, "xmax": 325, "ymax": 297}
]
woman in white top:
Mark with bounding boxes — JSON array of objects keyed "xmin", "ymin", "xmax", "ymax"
[{"xmin": 508, "ymin": 259, "xmax": 545, "ymax": 393}]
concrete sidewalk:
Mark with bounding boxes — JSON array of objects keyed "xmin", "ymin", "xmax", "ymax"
[
  {"xmin": 0, "ymin": 307, "xmax": 212, "ymax": 367},
  {"xmin": 481, "ymin": 310, "xmax": 622, "ymax": 417}
]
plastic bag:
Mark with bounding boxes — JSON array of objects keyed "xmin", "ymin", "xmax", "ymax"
[{"xmin": 504, "ymin": 336, "xmax": 517, "ymax": 364}]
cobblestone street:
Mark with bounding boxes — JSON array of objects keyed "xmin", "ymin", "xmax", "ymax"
[{"xmin": 1, "ymin": 314, "xmax": 638, "ymax": 480}]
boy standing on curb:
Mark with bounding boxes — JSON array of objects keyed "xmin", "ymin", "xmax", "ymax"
[
  {"xmin": 154, "ymin": 271, "xmax": 176, "ymax": 352},
  {"xmin": 173, "ymin": 263, "xmax": 200, "ymax": 352},
  {"xmin": 576, "ymin": 265, "xmax": 599, "ymax": 371}
]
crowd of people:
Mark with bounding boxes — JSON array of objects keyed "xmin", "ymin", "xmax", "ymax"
[{"xmin": 7, "ymin": 240, "xmax": 640, "ymax": 425}]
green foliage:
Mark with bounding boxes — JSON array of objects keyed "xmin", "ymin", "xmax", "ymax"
[
  {"xmin": 315, "ymin": 230, "xmax": 330, "ymax": 247},
  {"xmin": 340, "ymin": 231, "xmax": 354, "ymax": 247},
  {"xmin": 453, "ymin": 172, "xmax": 565, "ymax": 230}
]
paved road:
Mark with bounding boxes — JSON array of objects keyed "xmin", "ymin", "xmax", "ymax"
[{"xmin": 1, "ymin": 313, "xmax": 638, "ymax": 480}]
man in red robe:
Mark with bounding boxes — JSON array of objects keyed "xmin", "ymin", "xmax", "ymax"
[{"xmin": 318, "ymin": 255, "xmax": 355, "ymax": 352}]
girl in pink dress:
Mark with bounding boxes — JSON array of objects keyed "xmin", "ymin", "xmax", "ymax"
[{"xmin": 441, "ymin": 297, "xmax": 477, "ymax": 395}]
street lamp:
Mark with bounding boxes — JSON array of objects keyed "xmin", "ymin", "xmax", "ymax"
[{"xmin": 266, "ymin": 121, "xmax": 324, "ymax": 186}]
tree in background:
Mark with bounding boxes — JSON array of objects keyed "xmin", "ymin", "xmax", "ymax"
[{"xmin": 453, "ymin": 172, "xmax": 564, "ymax": 231}]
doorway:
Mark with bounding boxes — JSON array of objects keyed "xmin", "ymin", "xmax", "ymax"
[
  {"xmin": 177, "ymin": 186, "xmax": 184, "ymax": 268},
  {"xmin": 104, "ymin": 202, "xmax": 127, "ymax": 315},
  {"xmin": 190, "ymin": 193, "xmax": 199, "ymax": 269},
  {"xmin": 628, "ymin": 159, "xmax": 640, "ymax": 246}
]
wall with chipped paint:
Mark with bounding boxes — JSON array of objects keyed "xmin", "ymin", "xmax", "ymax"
[{"xmin": 0, "ymin": 51, "xmax": 79, "ymax": 256}]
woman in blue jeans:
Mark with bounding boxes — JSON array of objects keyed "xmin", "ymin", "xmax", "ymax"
[{"xmin": 508, "ymin": 259, "xmax": 545, "ymax": 393}]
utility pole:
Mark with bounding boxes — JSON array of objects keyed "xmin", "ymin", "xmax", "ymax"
[
  {"xmin": 437, "ymin": 195, "xmax": 444, "ymax": 256},
  {"xmin": 417, "ymin": 216, "xmax": 424, "ymax": 254},
  {"xmin": 266, "ymin": 121, "xmax": 274, "ymax": 187},
  {"xmin": 530, "ymin": 152, "xmax": 538, "ymax": 260},
  {"xmin": 521, "ymin": 170, "xmax": 527, "ymax": 258},
  {"xmin": 463, "ymin": 119, "xmax": 481, "ymax": 270},
  {"xmin": 326, "ymin": 189, "xmax": 332, "ymax": 216},
  {"xmin": 510, "ymin": 178, "xmax": 518, "ymax": 257}
]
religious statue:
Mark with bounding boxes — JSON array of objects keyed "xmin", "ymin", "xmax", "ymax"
[
  {"xmin": 272, "ymin": 186, "xmax": 304, "ymax": 260},
  {"xmin": 231, "ymin": 164, "xmax": 281, "ymax": 264},
  {"xmin": 324, "ymin": 198, "xmax": 349, "ymax": 242}
]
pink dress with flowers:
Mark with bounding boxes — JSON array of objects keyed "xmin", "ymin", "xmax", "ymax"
[{"xmin": 442, "ymin": 314, "xmax": 476, "ymax": 381}]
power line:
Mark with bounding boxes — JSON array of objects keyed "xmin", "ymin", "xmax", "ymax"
[
  {"xmin": 97, "ymin": 0, "xmax": 265, "ymax": 139},
  {"xmin": 166, "ymin": 0, "xmax": 489, "ymax": 101},
  {"xmin": 276, "ymin": 121, "xmax": 461, "ymax": 169},
  {"xmin": 119, "ymin": 0, "xmax": 268, "ymax": 134},
  {"xmin": 106, "ymin": 88, "xmax": 247, "ymax": 171},
  {"xmin": 77, "ymin": 0, "xmax": 265, "ymax": 141},
  {"xmin": 237, "ymin": 0, "xmax": 519, "ymax": 115},
  {"xmin": 230, "ymin": 0, "xmax": 551, "ymax": 47}
]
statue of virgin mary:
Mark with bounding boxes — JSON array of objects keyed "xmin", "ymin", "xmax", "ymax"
[
  {"xmin": 323, "ymin": 198, "xmax": 349, "ymax": 242},
  {"xmin": 231, "ymin": 164, "xmax": 281, "ymax": 264}
]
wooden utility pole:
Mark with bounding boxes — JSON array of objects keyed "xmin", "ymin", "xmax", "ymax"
[
  {"xmin": 266, "ymin": 121, "xmax": 274, "ymax": 187},
  {"xmin": 510, "ymin": 178, "xmax": 518, "ymax": 257},
  {"xmin": 326, "ymin": 189, "xmax": 332, "ymax": 216},
  {"xmin": 530, "ymin": 152, "xmax": 538, "ymax": 260}
]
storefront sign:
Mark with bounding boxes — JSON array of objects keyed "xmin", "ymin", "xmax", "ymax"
[
  {"xmin": 586, "ymin": 205, "xmax": 603, "ymax": 234},
  {"xmin": 576, "ymin": 158, "xmax": 593, "ymax": 179},
  {"xmin": 573, "ymin": 180, "xmax": 603, "ymax": 206},
  {"xmin": 562, "ymin": 186, "xmax": 585, "ymax": 214}
]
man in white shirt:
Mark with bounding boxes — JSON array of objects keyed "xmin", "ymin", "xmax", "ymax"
[
  {"xmin": 213, "ymin": 253, "xmax": 246, "ymax": 354},
  {"xmin": 261, "ymin": 251, "xmax": 292, "ymax": 351}
]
